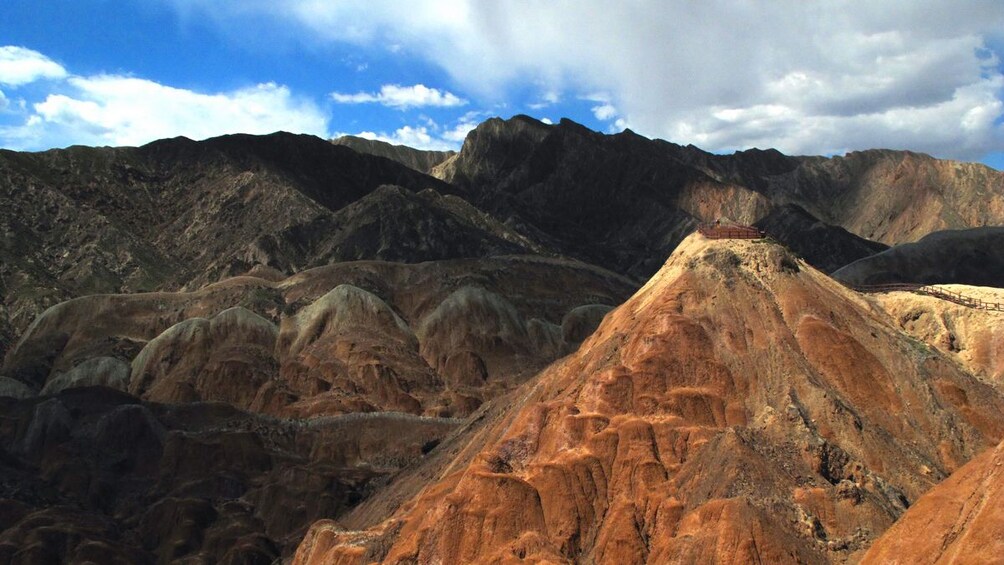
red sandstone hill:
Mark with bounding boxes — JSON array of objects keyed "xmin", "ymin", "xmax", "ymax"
[
  {"xmin": 294, "ymin": 234, "xmax": 1004, "ymax": 564},
  {"xmin": 861, "ymin": 438, "xmax": 1004, "ymax": 564},
  {"xmin": 869, "ymin": 285, "xmax": 1004, "ymax": 386}
]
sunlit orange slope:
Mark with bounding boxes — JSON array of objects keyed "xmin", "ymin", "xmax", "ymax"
[{"xmin": 295, "ymin": 233, "xmax": 1004, "ymax": 564}]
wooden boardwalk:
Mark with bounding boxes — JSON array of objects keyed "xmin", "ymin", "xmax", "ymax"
[{"xmin": 849, "ymin": 283, "xmax": 1004, "ymax": 311}]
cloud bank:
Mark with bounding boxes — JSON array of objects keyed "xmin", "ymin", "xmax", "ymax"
[
  {"xmin": 0, "ymin": 46, "xmax": 328, "ymax": 150},
  {"xmin": 0, "ymin": 46, "xmax": 67, "ymax": 86},
  {"xmin": 30, "ymin": 78, "xmax": 328, "ymax": 147},
  {"xmin": 0, "ymin": 43, "xmax": 472, "ymax": 152},
  {"xmin": 170, "ymin": 0, "xmax": 1004, "ymax": 161}
]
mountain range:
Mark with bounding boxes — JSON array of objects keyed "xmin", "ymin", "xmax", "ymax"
[{"xmin": 1, "ymin": 115, "xmax": 1003, "ymax": 563}]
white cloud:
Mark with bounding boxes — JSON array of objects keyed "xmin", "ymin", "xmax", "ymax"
[
  {"xmin": 592, "ymin": 104, "xmax": 618, "ymax": 121},
  {"xmin": 438, "ymin": 109, "xmax": 489, "ymax": 143},
  {"xmin": 528, "ymin": 90, "xmax": 560, "ymax": 109},
  {"xmin": 5, "ymin": 75, "xmax": 328, "ymax": 149},
  {"xmin": 0, "ymin": 46, "xmax": 67, "ymax": 86},
  {"xmin": 346, "ymin": 125, "xmax": 455, "ymax": 151},
  {"xmin": 331, "ymin": 84, "xmax": 466, "ymax": 109},
  {"xmin": 169, "ymin": 0, "xmax": 1004, "ymax": 161},
  {"xmin": 580, "ymin": 92, "xmax": 612, "ymax": 103},
  {"xmin": 339, "ymin": 113, "xmax": 482, "ymax": 150},
  {"xmin": 0, "ymin": 89, "xmax": 8, "ymax": 111},
  {"xmin": 441, "ymin": 120, "xmax": 477, "ymax": 143}
]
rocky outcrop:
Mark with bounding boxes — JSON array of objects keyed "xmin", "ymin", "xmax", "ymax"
[
  {"xmin": 560, "ymin": 303, "xmax": 614, "ymax": 345},
  {"xmin": 871, "ymin": 285, "xmax": 1004, "ymax": 385},
  {"xmin": 833, "ymin": 227, "xmax": 1004, "ymax": 286},
  {"xmin": 763, "ymin": 150, "xmax": 1004, "ymax": 246},
  {"xmin": 242, "ymin": 185, "xmax": 551, "ymax": 273},
  {"xmin": 275, "ymin": 285, "xmax": 437, "ymax": 417},
  {"xmin": 296, "ymin": 234, "xmax": 1004, "ymax": 564},
  {"xmin": 2, "ymin": 276, "xmax": 283, "ymax": 389},
  {"xmin": 0, "ymin": 377, "xmax": 31, "ymax": 399},
  {"xmin": 435, "ymin": 116, "xmax": 1004, "ymax": 279},
  {"xmin": 42, "ymin": 356, "xmax": 129, "ymax": 395},
  {"xmin": 862, "ymin": 439, "xmax": 1004, "ymax": 564},
  {"xmin": 418, "ymin": 287, "xmax": 534, "ymax": 383},
  {"xmin": 4, "ymin": 255, "xmax": 634, "ymax": 415},
  {"xmin": 440, "ymin": 116, "xmax": 713, "ymax": 279},
  {"xmin": 130, "ymin": 307, "xmax": 278, "ymax": 409}
]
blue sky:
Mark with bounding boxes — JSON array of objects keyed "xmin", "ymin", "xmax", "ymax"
[{"xmin": 2, "ymin": 1, "xmax": 1003, "ymax": 170}]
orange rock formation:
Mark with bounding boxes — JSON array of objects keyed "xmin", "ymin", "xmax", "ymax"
[
  {"xmin": 862, "ymin": 439, "xmax": 1004, "ymax": 564},
  {"xmin": 294, "ymin": 234, "xmax": 1004, "ymax": 564},
  {"xmin": 872, "ymin": 285, "xmax": 1004, "ymax": 386}
]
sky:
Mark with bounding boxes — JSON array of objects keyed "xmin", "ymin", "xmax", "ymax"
[{"xmin": 1, "ymin": 1, "xmax": 1003, "ymax": 170}]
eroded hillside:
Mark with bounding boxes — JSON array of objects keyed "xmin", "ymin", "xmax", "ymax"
[{"xmin": 294, "ymin": 235, "xmax": 1004, "ymax": 564}]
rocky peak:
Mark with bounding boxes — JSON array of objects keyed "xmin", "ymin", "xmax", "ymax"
[{"xmin": 435, "ymin": 115, "xmax": 553, "ymax": 186}]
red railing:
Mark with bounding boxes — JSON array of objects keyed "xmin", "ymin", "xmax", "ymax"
[
  {"xmin": 847, "ymin": 283, "xmax": 1004, "ymax": 311},
  {"xmin": 697, "ymin": 223, "xmax": 765, "ymax": 240}
]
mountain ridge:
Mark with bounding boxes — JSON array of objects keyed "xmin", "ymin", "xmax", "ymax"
[
  {"xmin": 331, "ymin": 135, "xmax": 455, "ymax": 175},
  {"xmin": 3, "ymin": 115, "xmax": 1004, "ymax": 562}
]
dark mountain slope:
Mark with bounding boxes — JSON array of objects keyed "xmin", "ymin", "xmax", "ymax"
[
  {"xmin": 438, "ymin": 117, "xmax": 771, "ymax": 279},
  {"xmin": 0, "ymin": 386, "xmax": 461, "ymax": 562},
  {"xmin": 434, "ymin": 116, "xmax": 1004, "ymax": 280},
  {"xmin": 331, "ymin": 135, "xmax": 454, "ymax": 174},
  {"xmin": 0, "ymin": 133, "xmax": 478, "ymax": 356},
  {"xmin": 833, "ymin": 227, "xmax": 1004, "ymax": 286},
  {"xmin": 762, "ymin": 149, "xmax": 1004, "ymax": 245},
  {"xmin": 755, "ymin": 203, "xmax": 889, "ymax": 273},
  {"xmin": 233, "ymin": 185, "xmax": 554, "ymax": 275}
]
